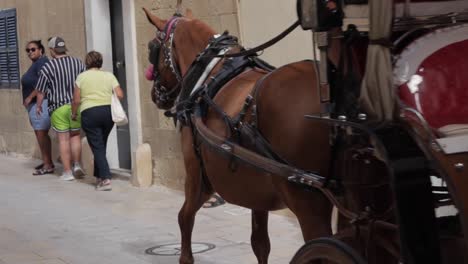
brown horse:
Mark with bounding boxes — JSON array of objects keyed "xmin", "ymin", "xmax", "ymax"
[{"xmin": 143, "ymin": 6, "xmax": 350, "ymax": 264}]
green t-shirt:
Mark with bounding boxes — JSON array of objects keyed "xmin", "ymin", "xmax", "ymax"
[{"xmin": 75, "ymin": 70, "xmax": 119, "ymax": 112}]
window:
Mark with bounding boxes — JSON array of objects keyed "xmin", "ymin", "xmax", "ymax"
[{"xmin": 0, "ymin": 9, "xmax": 19, "ymax": 89}]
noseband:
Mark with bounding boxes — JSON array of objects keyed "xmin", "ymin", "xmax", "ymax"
[{"xmin": 148, "ymin": 16, "xmax": 183, "ymax": 105}]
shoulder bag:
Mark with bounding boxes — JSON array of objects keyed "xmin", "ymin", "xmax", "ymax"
[{"xmin": 111, "ymin": 87, "xmax": 128, "ymax": 126}]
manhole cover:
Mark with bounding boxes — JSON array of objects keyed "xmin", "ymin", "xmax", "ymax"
[{"xmin": 145, "ymin": 242, "xmax": 216, "ymax": 256}]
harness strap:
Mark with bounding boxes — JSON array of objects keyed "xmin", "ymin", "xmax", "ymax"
[
  {"xmin": 191, "ymin": 47, "xmax": 230, "ymax": 96},
  {"xmin": 163, "ymin": 17, "xmax": 180, "ymax": 42},
  {"xmin": 214, "ymin": 20, "xmax": 301, "ymax": 58}
]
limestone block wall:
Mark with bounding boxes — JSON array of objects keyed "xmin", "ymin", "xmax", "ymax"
[
  {"xmin": 134, "ymin": 0, "xmax": 240, "ymax": 190},
  {"xmin": 0, "ymin": 0, "xmax": 86, "ymax": 158}
]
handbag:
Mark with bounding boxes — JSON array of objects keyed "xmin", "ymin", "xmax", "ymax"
[{"xmin": 111, "ymin": 87, "xmax": 128, "ymax": 126}]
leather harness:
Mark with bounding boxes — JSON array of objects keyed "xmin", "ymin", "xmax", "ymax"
[{"xmin": 147, "ymin": 16, "xmax": 400, "ymax": 232}]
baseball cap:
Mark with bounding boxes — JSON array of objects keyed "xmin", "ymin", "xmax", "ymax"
[{"xmin": 48, "ymin": 36, "xmax": 67, "ymax": 53}]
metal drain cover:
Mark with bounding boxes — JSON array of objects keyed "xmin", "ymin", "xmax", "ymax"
[{"xmin": 145, "ymin": 242, "xmax": 216, "ymax": 256}]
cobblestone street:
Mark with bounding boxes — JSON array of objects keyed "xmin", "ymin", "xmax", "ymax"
[{"xmin": 0, "ymin": 155, "xmax": 303, "ymax": 264}]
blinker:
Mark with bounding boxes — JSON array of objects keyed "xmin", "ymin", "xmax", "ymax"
[{"xmin": 148, "ymin": 39, "xmax": 161, "ymax": 65}]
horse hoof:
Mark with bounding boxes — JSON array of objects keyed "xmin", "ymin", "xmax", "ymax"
[{"xmin": 179, "ymin": 256, "xmax": 194, "ymax": 264}]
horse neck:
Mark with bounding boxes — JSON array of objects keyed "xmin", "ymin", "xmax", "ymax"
[{"xmin": 173, "ymin": 19, "xmax": 217, "ymax": 76}]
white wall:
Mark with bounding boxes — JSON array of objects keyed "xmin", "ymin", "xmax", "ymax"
[{"xmin": 238, "ymin": 0, "xmax": 317, "ymax": 67}]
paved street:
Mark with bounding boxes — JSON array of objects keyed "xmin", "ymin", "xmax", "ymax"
[{"xmin": 0, "ymin": 155, "xmax": 303, "ymax": 264}]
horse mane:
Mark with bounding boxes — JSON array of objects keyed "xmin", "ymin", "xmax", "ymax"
[{"xmin": 174, "ymin": 18, "xmax": 217, "ymax": 75}]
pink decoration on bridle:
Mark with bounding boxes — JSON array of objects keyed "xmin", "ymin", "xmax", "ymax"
[
  {"xmin": 145, "ymin": 64, "xmax": 154, "ymax": 81},
  {"xmin": 164, "ymin": 17, "xmax": 180, "ymax": 43}
]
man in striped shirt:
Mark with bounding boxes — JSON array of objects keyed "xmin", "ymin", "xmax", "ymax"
[{"xmin": 35, "ymin": 36, "xmax": 86, "ymax": 181}]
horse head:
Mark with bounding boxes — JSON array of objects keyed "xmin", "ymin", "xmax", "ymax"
[{"xmin": 143, "ymin": 6, "xmax": 215, "ymax": 110}]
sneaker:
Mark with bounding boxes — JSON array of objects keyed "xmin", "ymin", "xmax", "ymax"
[
  {"xmin": 72, "ymin": 163, "xmax": 85, "ymax": 179},
  {"xmin": 96, "ymin": 178, "xmax": 102, "ymax": 187},
  {"xmin": 96, "ymin": 179, "xmax": 112, "ymax": 191},
  {"xmin": 59, "ymin": 172, "xmax": 75, "ymax": 181}
]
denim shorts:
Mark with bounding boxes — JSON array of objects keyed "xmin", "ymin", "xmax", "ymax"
[{"xmin": 27, "ymin": 100, "xmax": 51, "ymax": 131}]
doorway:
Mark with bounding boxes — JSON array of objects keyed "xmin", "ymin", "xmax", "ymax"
[{"xmin": 109, "ymin": 0, "xmax": 131, "ymax": 169}]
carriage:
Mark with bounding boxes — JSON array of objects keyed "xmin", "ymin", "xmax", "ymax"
[
  {"xmin": 143, "ymin": 0, "xmax": 468, "ymax": 263},
  {"xmin": 288, "ymin": 0, "xmax": 468, "ymax": 263}
]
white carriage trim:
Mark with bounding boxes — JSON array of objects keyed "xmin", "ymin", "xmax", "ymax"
[
  {"xmin": 436, "ymin": 134, "xmax": 468, "ymax": 154},
  {"xmin": 436, "ymin": 205, "xmax": 458, "ymax": 218},
  {"xmin": 430, "ymin": 176, "xmax": 458, "ymax": 217},
  {"xmin": 394, "ymin": 24, "xmax": 468, "ymax": 85},
  {"xmin": 439, "ymin": 124, "xmax": 468, "ymax": 137}
]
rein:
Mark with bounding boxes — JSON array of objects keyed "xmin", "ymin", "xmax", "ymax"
[{"xmin": 215, "ymin": 20, "xmax": 301, "ymax": 58}]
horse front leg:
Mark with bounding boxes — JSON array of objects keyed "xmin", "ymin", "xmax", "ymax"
[
  {"xmin": 178, "ymin": 128, "xmax": 213, "ymax": 264},
  {"xmin": 251, "ymin": 210, "xmax": 270, "ymax": 264},
  {"xmin": 178, "ymin": 191, "xmax": 211, "ymax": 264}
]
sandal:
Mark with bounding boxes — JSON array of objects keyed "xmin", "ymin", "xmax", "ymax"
[
  {"xmin": 203, "ymin": 194, "xmax": 226, "ymax": 208},
  {"xmin": 34, "ymin": 163, "xmax": 55, "ymax": 170},
  {"xmin": 32, "ymin": 167, "xmax": 55, "ymax": 176}
]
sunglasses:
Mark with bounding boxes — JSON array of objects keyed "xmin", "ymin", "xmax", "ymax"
[{"xmin": 25, "ymin": 48, "xmax": 37, "ymax": 53}]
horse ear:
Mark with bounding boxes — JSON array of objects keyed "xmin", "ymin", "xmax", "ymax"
[
  {"xmin": 176, "ymin": 0, "xmax": 183, "ymax": 14},
  {"xmin": 142, "ymin": 7, "xmax": 166, "ymax": 31},
  {"xmin": 185, "ymin": 8, "xmax": 193, "ymax": 19}
]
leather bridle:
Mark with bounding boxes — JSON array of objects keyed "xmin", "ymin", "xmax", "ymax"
[{"xmin": 148, "ymin": 16, "xmax": 183, "ymax": 107}]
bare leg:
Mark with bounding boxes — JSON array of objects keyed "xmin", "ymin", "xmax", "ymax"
[
  {"xmin": 70, "ymin": 131, "xmax": 82, "ymax": 164},
  {"xmin": 251, "ymin": 210, "xmax": 270, "ymax": 264},
  {"xmin": 57, "ymin": 132, "xmax": 72, "ymax": 172},
  {"xmin": 34, "ymin": 130, "xmax": 53, "ymax": 168}
]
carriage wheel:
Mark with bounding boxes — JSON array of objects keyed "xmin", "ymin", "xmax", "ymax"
[{"xmin": 290, "ymin": 238, "xmax": 367, "ymax": 264}]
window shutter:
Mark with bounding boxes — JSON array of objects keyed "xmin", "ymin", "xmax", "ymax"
[
  {"xmin": 0, "ymin": 9, "xmax": 19, "ymax": 89},
  {"xmin": 0, "ymin": 15, "xmax": 7, "ymax": 87}
]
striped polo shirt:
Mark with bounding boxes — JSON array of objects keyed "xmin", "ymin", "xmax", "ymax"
[{"xmin": 36, "ymin": 56, "xmax": 85, "ymax": 113}]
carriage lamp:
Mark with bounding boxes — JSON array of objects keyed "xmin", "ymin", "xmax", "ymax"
[
  {"xmin": 297, "ymin": 0, "xmax": 320, "ymax": 30},
  {"xmin": 297, "ymin": 0, "xmax": 343, "ymax": 31}
]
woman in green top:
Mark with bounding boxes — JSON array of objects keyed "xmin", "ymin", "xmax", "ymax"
[{"xmin": 72, "ymin": 51, "xmax": 124, "ymax": 191}]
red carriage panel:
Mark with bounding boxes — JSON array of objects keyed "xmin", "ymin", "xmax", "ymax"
[{"xmin": 395, "ymin": 24, "xmax": 468, "ymax": 134}]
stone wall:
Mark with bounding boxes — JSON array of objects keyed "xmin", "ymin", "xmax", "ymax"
[
  {"xmin": 0, "ymin": 0, "xmax": 86, "ymax": 158},
  {"xmin": 134, "ymin": 0, "xmax": 240, "ymax": 189}
]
